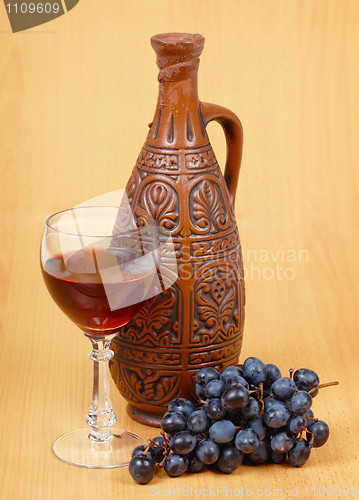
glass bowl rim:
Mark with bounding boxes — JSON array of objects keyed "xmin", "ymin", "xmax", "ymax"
[{"xmin": 45, "ymin": 206, "xmax": 156, "ymax": 238}]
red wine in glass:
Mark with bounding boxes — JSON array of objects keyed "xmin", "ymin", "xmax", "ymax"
[{"xmin": 41, "ymin": 247, "xmax": 157, "ymax": 335}]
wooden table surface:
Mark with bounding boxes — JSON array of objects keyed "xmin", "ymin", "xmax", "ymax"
[{"xmin": 1, "ymin": 1, "xmax": 358, "ymax": 498}]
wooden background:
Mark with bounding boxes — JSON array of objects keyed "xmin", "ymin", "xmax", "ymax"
[{"xmin": 1, "ymin": 0, "xmax": 358, "ymax": 498}]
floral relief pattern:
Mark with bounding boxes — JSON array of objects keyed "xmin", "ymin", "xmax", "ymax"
[
  {"xmin": 119, "ymin": 366, "xmax": 180, "ymax": 405},
  {"xmin": 117, "ymin": 285, "xmax": 181, "ymax": 347},
  {"xmin": 139, "ymin": 181, "xmax": 180, "ymax": 234},
  {"xmin": 190, "ymin": 179, "xmax": 229, "ymax": 233},
  {"xmin": 192, "ymin": 264, "xmax": 241, "ymax": 345}
]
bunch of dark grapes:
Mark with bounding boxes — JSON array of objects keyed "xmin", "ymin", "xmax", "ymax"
[{"xmin": 129, "ymin": 357, "xmax": 338, "ymax": 484}]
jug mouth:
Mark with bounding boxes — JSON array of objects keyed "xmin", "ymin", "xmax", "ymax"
[
  {"xmin": 151, "ymin": 33, "xmax": 205, "ymax": 84},
  {"xmin": 151, "ymin": 32, "xmax": 205, "ymax": 70},
  {"xmin": 151, "ymin": 33, "xmax": 204, "ymax": 45}
]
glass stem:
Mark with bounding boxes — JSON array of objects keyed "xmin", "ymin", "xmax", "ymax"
[{"xmin": 85, "ymin": 334, "xmax": 117, "ymax": 442}]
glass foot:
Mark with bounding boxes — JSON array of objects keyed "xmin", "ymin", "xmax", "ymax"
[{"xmin": 52, "ymin": 428, "xmax": 146, "ymax": 468}]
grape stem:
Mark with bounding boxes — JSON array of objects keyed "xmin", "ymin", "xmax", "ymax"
[
  {"xmin": 147, "ymin": 438, "xmax": 166, "ymax": 450},
  {"xmin": 158, "ymin": 450, "xmax": 171, "ymax": 468},
  {"xmin": 317, "ymin": 381, "xmax": 339, "ymax": 389},
  {"xmin": 306, "ymin": 428, "xmax": 315, "ymax": 448},
  {"xmin": 309, "ymin": 381, "xmax": 339, "ymax": 393},
  {"xmin": 157, "ymin": 432, "xmax": 171, "ymax": 468},
  {"xmin": 259, "ymin": 382, "xmax": 263, "ymax": 399},
  {"xmin": 250, "ymin": 384, "xmax": 265, "ymax": 414}
]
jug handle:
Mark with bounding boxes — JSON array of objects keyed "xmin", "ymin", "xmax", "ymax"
[{"xmin": 200, "ymin": 101, "xmax": 243, "ymax": 210}]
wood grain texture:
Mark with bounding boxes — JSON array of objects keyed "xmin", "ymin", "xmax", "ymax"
[{"xmin": 0, "ymin": 0, "xmax": 358, "ymax": 498}]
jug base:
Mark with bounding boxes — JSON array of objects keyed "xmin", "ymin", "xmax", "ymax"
[{"xmin": 126, "ymin": 404, "xmax": 162, "ymax": 428}]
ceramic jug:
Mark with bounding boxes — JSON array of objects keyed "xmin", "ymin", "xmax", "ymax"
[{"xmin": 110, "ymin": 33, "xmax": 245, "ymax": 427}]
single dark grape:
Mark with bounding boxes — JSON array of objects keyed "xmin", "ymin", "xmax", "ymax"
[
  {"xmin": 221, "ymin": 385, "xmax": 249, "ymax": 411},
  {"xmin": 293, "ymin": 368, "xmax": 319, "ymax": 396},
  {"xmin": 225, "ymin": 375, "xmax": 250, "ymax": 390},
  {"xmin": 264, "ymin": 404, "xmax": 290, "ymax": 428},
  {"xmin": 249, "ymin": 438, "xmax": 269, "ymax": 464},
  {"xmin": 220, "ymin": 365, "xmax": 243, "ymax": 384},
  {"xmin": 161, "ymin": 411, "xmax": 187, "ymax": 434},
  {"xmin": 163, "ymin": 453, "xmax": 189, "ymax": 477},
  {"xmin": 263, "ymin": 396, "xmax": 288, "ymax": 410},
  {"xmin": 209, "ymin": 420, "xmax": 237, "ymax": 444},
  {"xmin": 264, "ymin": 363, "xmax": 281, "ymax": 388},
  {"xmin": 289, "ymin": 415, "xmax": 306, "ymax": 434},
  {"xmin": 288, "ymin": 438, "xmax": 311, "ymax": 467},
  {"xmin": 241, "ymin": 397, "xmax": 260, "ymax": 419},
  {"xmin": 218, "ymin": 443, "xmax": 244, "ymax": 473},
  {"xmin": 187, "ymin": 409, "xmax": 211, "ymax": 434},
  {"xmin": 131, "ymin": 444, "xmax": 156, "ymax": 461},
  {"xmin": 270, "ymin": 430, "xmax": 295, "ymax": 453},
  {"xmin": 205, "ymin": 398, "xmax": 226, "ymax": 421},
  {"xmin": 290, "ymin": 390, "xmax": 312, "ymax": 415},
  {"xmin": 196, "ymin": 367, "xmax": 219, "ymax": 387},
  {"xmin": 307, "ymin": 420, "xmax": 329, "ymax": 447},
  {"xmin": 168, "ymin": 398, "xmax": 196, "ymax": 419},
  {"xmin": 235, "ymin": 428, "xmax": 260, "ymax": 454},
  {"xmin": 271, "ymin": 377, "xmax": 297, "ymax": 400},
  {"xmin": 129, "ymin": 455, "xmax": 156, "ymax": 484},
  {"xmin": 242, "ymin": 357, "xmax": 267, "ymax": 386},
  {"xmin": 246, "ymin": 415, "xmax": 267, "ymax": 441},
  {"xmin": 170, "ymin": 431, "xmax": 197, "ymax": 455},
  {"xmin": 204, "ymin": 379, "xmax": 226, "ymax": 399},
  {"xmin": 195, "ymin": 383, "xmax": 206, "ymax": 400},
  {"xmin": 188, "ymin": 454, "xmax": 206, "ymax": 472},
  {"xmin": 149, "ymin": 436, "xmax": 166, "ymax": 463},
  {"xmin": 270, "ymin": 448, "xmax": 287, "ymax": 464},
  {"xmin": 196, "ymin": 438, "xmax": 220, "ymax": 465}
]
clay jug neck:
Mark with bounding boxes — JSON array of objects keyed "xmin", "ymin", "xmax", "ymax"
[
  {"xmin": 148, "ymin": 74, "xmax": 209, "ymax": 149},
  {"xmin": 147, "ymin": 33, "xmax": 208, "ymax": 149}
]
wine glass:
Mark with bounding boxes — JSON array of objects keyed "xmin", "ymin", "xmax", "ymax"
[{"xmin": 40, "ymin": 206, "xmax": 163, "ymax": 468}]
